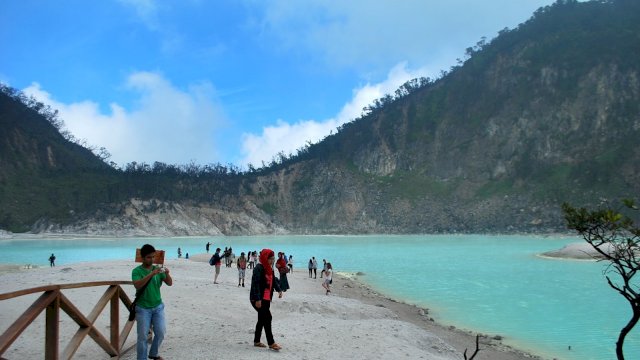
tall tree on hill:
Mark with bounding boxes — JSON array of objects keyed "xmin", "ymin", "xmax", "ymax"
[{"xmin": 562, "ymin": 200, "xmax": 640, "ymax": 360}]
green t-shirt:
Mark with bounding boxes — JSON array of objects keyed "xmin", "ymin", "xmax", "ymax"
[{"xmin": 132, "ymin": 265, "xmax": 166, "ymax": 309}]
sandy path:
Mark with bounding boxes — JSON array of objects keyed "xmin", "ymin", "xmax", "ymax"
[{"xmin": 0, "ymin": 254, "xmax": 542, "ymax": 359}]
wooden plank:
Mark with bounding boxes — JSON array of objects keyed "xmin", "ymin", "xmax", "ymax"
[
  {"xmin": 0, "ymin": 281, "xmax": 133, "ymax": 301},
  {"xmin": 135, "ymin": 249, "xmax": 165, "ymax": 264},
  {"xmin": 110, "ymin": 287, "xmax": 119, "ymax": 350},
  {"xmin": 82, "ymin": 287, "xmax": 120, "ymax": 356},
  {"xmin": 62, "ymin": 328, "xmax": 119, "ymax": 360},
  {"xmin": 45, "ymin": 297, "xmax": 60, "ymax": 360},
  {"xmin": 119, "ymin": 320, "xmax": 135, "ymax": 354},
  {"xmin": 0, "ymin": 290, "xmax": 58, "ymax": 355},
  {"xmin": 86, "ymin": 328, "xmax": 118, "ymax": 357},
  {"xmin": 87, "ymin": 286, "xmax": 117, "ymax": 323},
  {"xmin": 59, "ymin": 294, "xmax": 92, "ymax": 360},
  {"xmin": 59, "ymin": 293, "xmax": 92, "ymax": 328},
  {"xmin": 0, "ymin": 282, "xmax": 137, "ymax": 359},
  {"xmin": 59, "ymin": 291, "xmax": 118, "ymax": 359},
  {"xmin": 0, "ymin": 285, "xmax": 61, "ymax": 300},
  {"xmin": 61, "ymin": 328, "xmax": 91, "ymax": 360},
  {"xmin": 118, "ymin": 288, "xmax": 133, "ymax": 309}
]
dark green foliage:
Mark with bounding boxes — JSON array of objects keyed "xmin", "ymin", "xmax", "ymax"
[
  {"xmin": 475, "ymin": 179, "xmax": 515, "ymax": 200},
  {"xmin": 258, "ymin": 202, "xmax": 278, "ymax": 216},
  {"xmin": 563, "ymin": 200, "xmax": 640, "ymax": 360},
  {"xmin": 0, "ymin": 86, "xmax": 244, "ymax": 231},
  {"xmin": 378, "ymin": 172, "xmax": 454, "ymax": 200}
]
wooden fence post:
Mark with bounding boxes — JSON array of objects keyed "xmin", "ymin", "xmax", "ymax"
[
  {"xmin": 44, "ymin": 291, "xmax": 59, "ymax": 360},
  {"xmin": 111, "ymin": 286, "xmax": 120, "ymax": 351},
  {"xmin": 0, "ymin": 282, "xmax": 135, "ymax": 359}
]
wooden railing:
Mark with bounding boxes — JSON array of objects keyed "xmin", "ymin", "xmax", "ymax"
[{"xmin": 0, "ymin": 281, "xmax": 135, "ymax": 360}]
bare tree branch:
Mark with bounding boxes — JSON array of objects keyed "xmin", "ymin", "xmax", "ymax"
[
  {"xmin": 463, "ymin": 334, "xmax": 481, "ymax": 360},
  {"xmin": 563, "ymin": 200, "xmax": 640, "ymax": 360}
]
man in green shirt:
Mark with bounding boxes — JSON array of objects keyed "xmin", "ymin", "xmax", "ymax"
[{"xmin": 132, "ymin": 244, "xmax": 173, "ymax": 360}]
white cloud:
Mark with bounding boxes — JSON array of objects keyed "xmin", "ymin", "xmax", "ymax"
[
  {"xmin": 252, "ymin": 0, "xmax": 553, "ymax": 75},
  {"xmin": 23, "ymin": 72, "xmax": 225, "ymax": 167},
  {"xmin": 118, "ymin": 0, "xmax": 160, "ymax": 29},
  {"xmin": 240, "ymin": 62, "xmax": 430, "ymax": 167},
  {"xmin": 118, "ymin": 0, "xmax": 186, "ymax": 53}
]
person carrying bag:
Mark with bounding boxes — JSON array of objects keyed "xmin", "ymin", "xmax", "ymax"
[
  {"xmin": 128, "ymin": 276, "xmax": 153, "ymax": 321},
  {"xmin": 131, "ymin": 244, "xmax": 173, "ymax": 360}
]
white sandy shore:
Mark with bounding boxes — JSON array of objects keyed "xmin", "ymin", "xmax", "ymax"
[
  {"xmin": 539, "ymin": 242, "xmax": 610, "ymax": 260},
  {"xmin": 0, "ymin": 255, "xmax": 542, "ymax": 360}
]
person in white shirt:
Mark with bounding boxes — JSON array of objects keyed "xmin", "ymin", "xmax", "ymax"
[
  {"xmin": 322, "ymin": 263, "xmax": 333, "ymax": 295},
  {"xmin": 311, "ymin": 257, "xmax": 318, "ymax": 279}
]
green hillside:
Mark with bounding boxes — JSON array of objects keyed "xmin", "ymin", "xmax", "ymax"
[{"xmin": 1, "ymin": 0, "xmax": 639, "ymax": 234}]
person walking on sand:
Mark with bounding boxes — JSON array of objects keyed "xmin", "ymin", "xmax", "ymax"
[
  {"xmin": 237, "ymin": 252, "xmax": 247, "ymax": 287},
  {"xmin": 320, "ymin": 259, "xmax": 327, "ymax": 278},
  {"xmin": 276, "ymin": 252, "xmax": 290, "ymax": 292},
  {"xmin": 132, "ymin": 244, "xmax": 173, "ymax": 360},
  {"xmin": 312, "ymin": 257, "xmax": 318, "ymax": 279},
  {"xmin": 210, "ymin": 248, "xmax": 223, "ymax": 284},
  {"xmin": 322, "ymin": 262, "xmax": 333, "ymax": 295},
  {"xmin": 288, "ymin": 255, "xmax": 293, "ymax": 272},
  {"xmin": 308, "ymin": 258, "xmax": 313, "ymax": 278},
  {"xmin": 49, "ymin": 253, "xmax": 56, "ymax": 267},
  {"xmin": 250, "ymin": 249, "xmax": 283, "ymax": 351},
  {"xmin": 226, "ymin": 247, "xmax": 234, "ymax": 268}
]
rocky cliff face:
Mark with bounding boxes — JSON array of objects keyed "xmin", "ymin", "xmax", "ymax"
[
  {"xmin": 244, "ymin": 163, "xmax": 560, "ymax": 234},
  {"xmin": 32, "ymin": 198, "xmax": 288, "ymax": 236},
  {"xmin": 236, "ymin": 0, "xmax": 640, "ymax": 235}
]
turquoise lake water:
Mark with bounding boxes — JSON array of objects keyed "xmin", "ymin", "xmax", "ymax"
[{"xmin": 0, "ymin": 234, "xmax": 638, "ymax": 360}]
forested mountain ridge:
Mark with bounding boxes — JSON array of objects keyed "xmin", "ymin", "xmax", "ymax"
[
  {"xmin": 0, "ymin": 90, "xmax": 119, "ymax": 230},
  {"xmin": 1, "ymin": 0, "xmax": 639, "ymax": 235},
  {"xmin": 238, "ymin": 0, "xmax": 640, "ymax": 234}
]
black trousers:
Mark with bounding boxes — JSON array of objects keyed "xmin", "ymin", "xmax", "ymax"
[{"xmin": 251, "ymin": 300, "xmax": 274, "ymax": 345}]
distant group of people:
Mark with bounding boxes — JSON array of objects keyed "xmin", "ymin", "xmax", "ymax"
[
  {"xmin": 307, "ymin": 257, "xmax": 333, "ymax": 295},
  {"xmin": 207, "ymin": 246, "xmax": 251, "ymax": 284},
  {"xmin": 177, "ymin": 247, "xmax": 188, "ymax": 259},
  {"xmin": 125, "ymin": 241, "xmax": 333, "ymax": 358}
]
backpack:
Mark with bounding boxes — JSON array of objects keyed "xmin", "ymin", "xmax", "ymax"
[{"xmin": 210, "ymin": 253, "xmax": 222, "ymax": 266}]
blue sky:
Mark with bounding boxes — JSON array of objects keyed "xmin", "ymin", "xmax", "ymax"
[{"xmin": 0, "ymin": 0, "xmax": 556, "ymax": 168}]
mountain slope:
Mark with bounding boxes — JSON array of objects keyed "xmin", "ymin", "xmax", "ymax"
[
  {"xmin": 239, "ymin": 0, "xmax": 640, "ymax": 233},
  {"xmin": 0, "ymin": 90, "xmax": 122, "ymax": 231},
  {"xmin": 2, "ymin": 0, "xmax": 639, "ymax": 235}
]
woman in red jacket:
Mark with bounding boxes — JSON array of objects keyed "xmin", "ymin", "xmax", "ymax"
[{"xmin": 250, "ymin": 249, "xmax": 283, "ymax": 350}]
